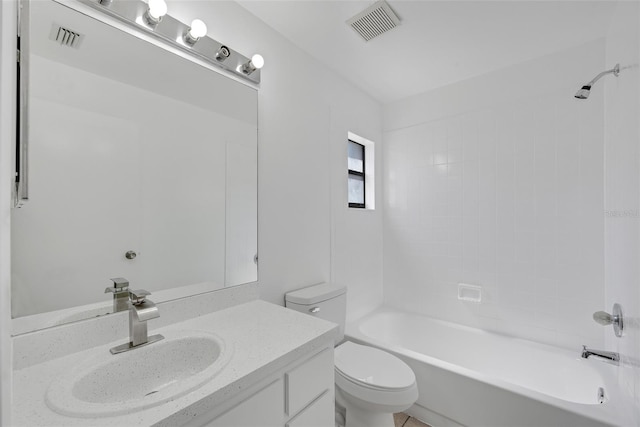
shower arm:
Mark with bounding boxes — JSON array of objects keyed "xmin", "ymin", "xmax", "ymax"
[{"xmin": 586, "ymin": 64, "xmax": 620, "ymax": 87}]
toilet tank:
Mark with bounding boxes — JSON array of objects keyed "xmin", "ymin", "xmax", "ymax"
[{"xmin": 285, "ymin": 283, "xmax": 347, "ymax": 343}]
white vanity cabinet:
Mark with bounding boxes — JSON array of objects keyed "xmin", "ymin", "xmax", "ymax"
[
  {"xmin": 13, "ymin": 300, "xmax": 339, "ymax": 427},
  {"xmin": 196, "ymin": 346, "xmax": 335, "ymax": 427}
]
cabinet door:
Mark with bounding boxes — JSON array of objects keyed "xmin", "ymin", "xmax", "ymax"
[
  {"xmin": 286, "ymin": 392, "xmax": 333, "ymax": 427},
  {"xmin": 286, "ymin": 348, "xmax": 333, "ymax": 416},
  {"xmin": 205, "ymin": 379, "xmax": 283, "ymax": 427}
]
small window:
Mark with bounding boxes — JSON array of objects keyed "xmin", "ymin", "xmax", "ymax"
[{"xmin": 348, "ymin": 140, "xmax": 365, "ymax": 208}]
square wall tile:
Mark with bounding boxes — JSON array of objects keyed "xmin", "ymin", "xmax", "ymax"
[{"xmin": 383, "ymin": 49, "xmax": 606, "ymax": 349}]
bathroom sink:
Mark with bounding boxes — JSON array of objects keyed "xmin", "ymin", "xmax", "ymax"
[{"xmin": 46, "ymin": 331, "xmax": 232, "ymax": 418}]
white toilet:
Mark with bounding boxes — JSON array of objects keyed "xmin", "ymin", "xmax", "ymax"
[{"xmin": 285, "ymin": 283, "xmax": 418, "ymax": 427}]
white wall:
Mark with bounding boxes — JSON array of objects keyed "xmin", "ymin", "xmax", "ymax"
[
  {"xmin": 166, "ymin": 1, "xmax": 384, "ymax": 313},
  {"xmin": 383, "ymin": 40, "xmax": 607, "ymax": 350},
  {"xmin": 603, "ymin": 1, "xmax": 640, "ymax": 423},
  {"xmin": 0, "ymin": 0, "xmax": 15, "ymax": 423},
  {"xmin": 330, "ymin": 103, "xmax": 384, "ymax": 322}
]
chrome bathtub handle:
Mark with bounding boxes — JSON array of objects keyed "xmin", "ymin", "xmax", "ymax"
[
  {"xmin": 592, "ymin": 303, "xmax": 624, "ymax": 337},
  {"xmin": 309, "ymin": 307, "xmax": 320, "ymax": 313},
  {"xmin": 592, "ymin": 311, "xmax": 613, "ymax": 325}
]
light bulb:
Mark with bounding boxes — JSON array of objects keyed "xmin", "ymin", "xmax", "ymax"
[
  {"xmin": 251, "ymin": 54, "xmax": 264, "ymax": 69},
  {"xmin": 242, "ymin": 53, "xmax": 264, "ymax": 75},
  {"xmin": 189, "ymin": 19, "xmax": 207, "ymax": 39},
  {"xmin": 184, "ymin": 19, "xmax": 207, "ymax": 45},
  {"xmin": 148, "ymin": 0, "xmax": 167, "ymax": 19}
]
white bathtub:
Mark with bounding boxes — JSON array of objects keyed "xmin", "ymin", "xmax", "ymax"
[{"xmin": 345, "ymin": 309, "xmax": 631, "ymax": 427}]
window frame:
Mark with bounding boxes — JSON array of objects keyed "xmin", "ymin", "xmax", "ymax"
[{"xmin": 348, "ymin": 139, "xmax": 365, "ymax": 209}]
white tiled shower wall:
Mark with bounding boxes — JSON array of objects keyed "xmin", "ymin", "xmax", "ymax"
[
  {"xmin": 604, "ymin": 1, "xmax": 640, "ymax": 419},
  {"xmin": 383, "ymin": 40, "xmax": 607, "ymax": 350}
]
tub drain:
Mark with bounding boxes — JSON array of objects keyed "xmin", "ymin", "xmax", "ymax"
[{"xmin": 597, "ymin": 387, "xmax": 606, "ymax": 404}]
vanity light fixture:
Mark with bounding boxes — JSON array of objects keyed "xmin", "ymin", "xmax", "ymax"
[
  {"xmin": 89, "ymin": 0, "xmax": 262, "ymax": 84},
  {"xmin": 184, "ymin": 19, "xmax": 207, "ymax": 45},
  {"xmin": 242, "ymin": 54, "xmax": 264, "ymax": 75},
  {"xmin": 216, "ymin": 45, "xmax": 231, "ymax": 62},
  {"xmin": 143, "ymin": 0, "xmax": 167, "ymax": 27}
]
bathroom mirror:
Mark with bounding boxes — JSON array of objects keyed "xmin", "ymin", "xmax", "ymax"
[{"xmin": 11, "ymin": 0, "xmax": 257, "ymax": 331}]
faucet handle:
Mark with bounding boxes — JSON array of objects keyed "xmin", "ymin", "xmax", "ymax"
[
  {"xmin": 106, "ymin": 277, "xmax": 129, "ymax": 293},
  {"xmin": 592, "ymin": 303, "xmax": 624, "ymax": 337},
  {"xmin": 129, "ymin": 289, "xmax": 151, "ymax": 305},
  {"xmin": 593, "ymin": 311, "xmax": 613, "ymax": 325}
]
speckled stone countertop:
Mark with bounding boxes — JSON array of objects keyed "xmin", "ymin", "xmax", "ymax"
[{"xmin": 12, "ymin": 300, "xmax": 338, "ymax": 426}]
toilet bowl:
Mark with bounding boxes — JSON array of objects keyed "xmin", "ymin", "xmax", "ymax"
[
  {"xmin": 334, "ymin": 341, "xmax": 418, "ymax": 427},
  {"xmin": 285, "ymin": 283, "xmax": 418, "ymax": 427}
]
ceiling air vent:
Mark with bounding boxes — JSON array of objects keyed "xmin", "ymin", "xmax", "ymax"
[
  {"xmin": 346, "ymin": 0, "xmax": 400, "ymax": 42},
  {"xmin": 49, "ymin": 24, "xmax": 83, "ymax": 49}
]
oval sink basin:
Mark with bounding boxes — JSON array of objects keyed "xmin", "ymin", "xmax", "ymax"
[{"xmin": 46, "ymin": 330, "xmax": 232, "ymax": 418}]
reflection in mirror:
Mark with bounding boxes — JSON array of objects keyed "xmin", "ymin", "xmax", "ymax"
[{"xmin": 11, "ymin": 0, "xmax": 257, "ymax": 332}]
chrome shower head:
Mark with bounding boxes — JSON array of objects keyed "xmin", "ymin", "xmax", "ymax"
[
  {"xmin": 574, "ymin": 63, "xmax": 620, "ymax": 100},
  {"xmin": 575, "ymin": 85, "xmax": 591, "ymax": 99}
]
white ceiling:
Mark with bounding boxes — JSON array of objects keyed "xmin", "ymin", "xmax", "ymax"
[{"xmin": 237, "ymin": 0, "xmax": 617, "ymax": 104}]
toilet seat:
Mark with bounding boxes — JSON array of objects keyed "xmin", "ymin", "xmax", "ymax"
[
  {"xmin": 335, "ymin": 341, "xmax": 416, "ymax": 391},
  {"xmin": 334, "ymin": 342, "xmax": 418, "ymax": 416},
  {"xmin": 335, "ymin": 369, "xmax": 418, "ymax": 411}
]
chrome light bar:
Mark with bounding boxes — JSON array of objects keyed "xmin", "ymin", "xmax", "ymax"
[{"xmin": 78, "ymin": 0, "xmax": 262, "ymax": 84}]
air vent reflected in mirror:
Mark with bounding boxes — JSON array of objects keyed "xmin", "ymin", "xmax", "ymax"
[{"xmin": 48, "ymin": 23, "xmax": 83, "ymax": 49}]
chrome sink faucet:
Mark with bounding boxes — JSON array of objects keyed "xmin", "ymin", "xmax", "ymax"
[
  {"xmin": 581, "ymin": 345, "xmax": 619, "ymax": 365},
  {"xmin": 110, "ymin": 289, "xmax": 164, "ymax": 355},
  {"xmin": 104, "ymin": 277, "xmax": 130, "ymax": 312}
]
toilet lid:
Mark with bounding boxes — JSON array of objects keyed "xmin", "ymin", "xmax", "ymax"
[{"xmin": 334, "ymin": 342, "xmax": 415, "ymax": 390}]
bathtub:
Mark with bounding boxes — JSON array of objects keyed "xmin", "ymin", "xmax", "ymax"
[{"xmin": 345, "ymin": 308, "xmax": 632, "ymax": 427}]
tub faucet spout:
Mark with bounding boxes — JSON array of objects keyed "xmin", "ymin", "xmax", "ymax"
[{"xmin": 581, "ymin": 345, "xmax": 619, "ymax": 365}]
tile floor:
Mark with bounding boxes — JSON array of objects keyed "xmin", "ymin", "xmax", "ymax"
[{"xmin": 394, "ymin": 413, "xmax": 432, "ymax": 427}]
